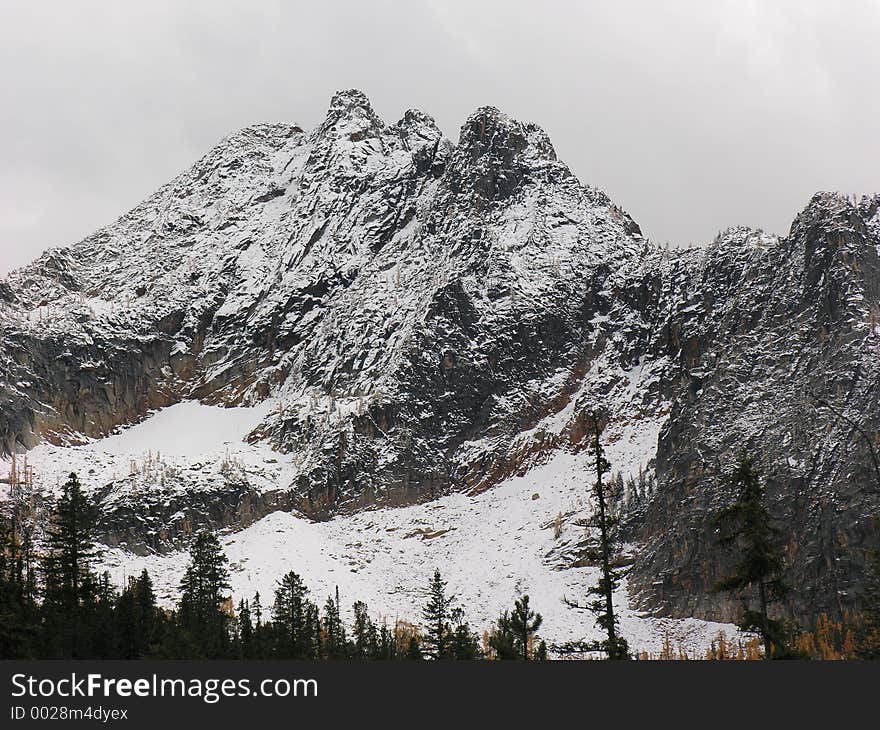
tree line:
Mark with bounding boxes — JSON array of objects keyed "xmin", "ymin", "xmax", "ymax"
[
  {"xmin": 0, "ymin": 473, "xmax": 547, "ymax": 660},
  {"xmin": 3, "ymin": 416, "xmax": 880, "ymax": 660}
]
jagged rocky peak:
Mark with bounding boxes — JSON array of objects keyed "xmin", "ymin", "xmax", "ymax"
[
  {"xmin": 459, "ymin": 105, "xmax": 557, "ymax": 162},
  {"xmin": 394, "ymin": 107, "xmax": 440, "ymax": 137},
  {"xmin": 316, "ymin": 87, "xmax": 386, "ymax": 142},
  {"xmin": 707, "ymin": 225, "xmax": 781, "ymax": 269},
  {"xmin": 304, "ymin": 90, "xmax": 450, "ymax": 180},
  {"xmin": 790, "ymin": 190, "xmax": 870, "ymax": 238},
  {"xmin": 859, "ymin": 192, "xmax": 880, "ymax": 219},
  {"xmin": 790, "ymin": 191, "xmax": 880, "ymax": 267},
  {"xmin": 783, "ymin": 190, "xmax": 880, "ymax": 302},
  {"xmin": 393, "ymin": 108, "xmax": 445, "ymax": 153},
  {"xmin": 449, "ymin": 105, "xmax": 565, "ymax": 202},
  {"xmin": 861, "ymin": 194, "xmax": 880, "ymax": 244}
]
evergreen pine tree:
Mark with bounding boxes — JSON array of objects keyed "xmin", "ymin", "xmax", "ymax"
[
  {"xmin": 488, "ymin": 610, "xmax": 519, "ymax": 660},
  {"xmin": 565, "ymin": 416, "xmax": 629, "ymax": 659},
  {"xmin": 421, "ymin": 569, "xmax": 453, "ymax": 659},
  {"xmin": 273, "ymin": 570, "xmax": 319, "ymax": 658},
  {"xmin": 87, "ymin": 571, "xmax": 118, "ymax": 658},
  {"xmin": 710, "ymin": 455, "xmax": 789, "ymax": 659},
  {"xmin": 449, "ymin": 607, "xmax": 483, "ymax": 660},
  {"xmin": 0, "ymin": 515, "xmax": 39, "ymax": 658},
  {"xmin": 134, "ymin": 570, "xmax": 159, "ymax": 652},
  {"xmin": 115, "ymin": 569, "xmax": 160, "ymax": 658},
  {"xmin": 351, "ymin": 600, "xmax": 376, "ymax": 659},
  {"xmin": 377, "ymin": 621, "xmax": 395, "ymax": 660},
  {"xmin": 322, "ymin": 587, "xmax": 346, "ymax": 659},
  {"xmin": 39, "ymin": 473, "xmax": 100, "ymax": 658},
  {"xmin": 236, "ymin": 598, "xmax": 254, "ymax": 659},
  {"xmin": 489, "ymin": 596, "xmax": 543, "ymax": 660},
  {"xmin": 114, "ymin": 578, "xmax": 140, "ymax": 659},
  {"xmin": 509, "ymin": 595, "xmax": 543, "ymax": 660},
  {"xmin": 152, "ymin": 611, "xmax": 193, "ymax": 659},
  {"xmin": 250, "ymin": 591, "xmax": 273, "ymax": 659},
  {"xmin": 406, "ymin": 635, "xmax": 422, "ymax": 660},
  {"xmin": 178, "ymin": 531, "xmax": 231, "ymax": 658},
  {"xmin": 535, "ymin": 639, "xmax": 548, "ymax": 660},
  {"xmin": 305, "ymin": 601, "xmax": 322, "ymax": 659}
]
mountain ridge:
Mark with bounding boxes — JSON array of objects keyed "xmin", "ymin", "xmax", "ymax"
[{"xmin": 2, "ymin": 90, "xmax": 879, "ymax": 628}]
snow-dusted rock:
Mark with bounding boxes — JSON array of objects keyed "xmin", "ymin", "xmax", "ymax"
[{"xmin": 1, "ymin": 92, "xmax": 879, "ymax": 628}]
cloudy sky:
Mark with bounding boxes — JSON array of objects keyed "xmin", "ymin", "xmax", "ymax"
[{"xmin": 1, "ymin": 0, "xmax": 878, "ymax": 274}]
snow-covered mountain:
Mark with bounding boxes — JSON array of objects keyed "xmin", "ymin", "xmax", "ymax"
[{"xmin": 2, "ymin": 90, "xmax": 879, "ymax": 635}]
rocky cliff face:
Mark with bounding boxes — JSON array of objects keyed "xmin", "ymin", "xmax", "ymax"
[
  {"xmin": 631, "ymin": 193, "xmax": 880, "ymax": 624},
  {"xmin": 1, "ymin": 90, "xmax": 878, "ymax": 626}
]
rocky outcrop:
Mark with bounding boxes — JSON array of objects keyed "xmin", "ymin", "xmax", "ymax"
[
  {"xmin": 630, "ymin": 193, "xmax": 880, "ymax": 624},
  {"xmin": 95, "ymin": 480, "xmax": 294, "ymax": 556}
]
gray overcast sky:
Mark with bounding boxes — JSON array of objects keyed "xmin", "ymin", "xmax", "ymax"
[{"xmin": 1, "ymin": 0, "xmax": 879, "ymax": 275}]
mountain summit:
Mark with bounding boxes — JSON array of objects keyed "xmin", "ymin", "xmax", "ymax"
[{"xmin": 1, "ymin": 91, "xmax": 879, "ymax": 628}]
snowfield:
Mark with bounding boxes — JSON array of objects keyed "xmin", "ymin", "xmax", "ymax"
[
  {"xmin": 2, "ymin": 399, "xmax": 740, "ymax": 656},
  {"xmin": 1, "ymin": 400, "xmax": 298, "ymax": 500},
  {"xmin": 87, "ymin": 400, "xmax": 274, "ymax": 457}
]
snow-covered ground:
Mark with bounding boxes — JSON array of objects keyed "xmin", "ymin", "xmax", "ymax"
[
  {"xmin": 88, "ymin": 400, "xmax": 273, "ymax": 457},
  {"xmin": 3, "ymin": 400, "xmax": 739, "ymax": 655},
  {"xmin": 0, "ymin": 400, "xmax": 296, "ymax": 499}
]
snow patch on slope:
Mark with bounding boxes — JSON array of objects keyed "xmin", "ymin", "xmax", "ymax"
[
  {"xmin": 88, "ymin": 401, "xmax": 274, "ymax": 457},
  {"xmin": 0, "ymin": 400, "xmax": 294, "ymax": 498}
]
